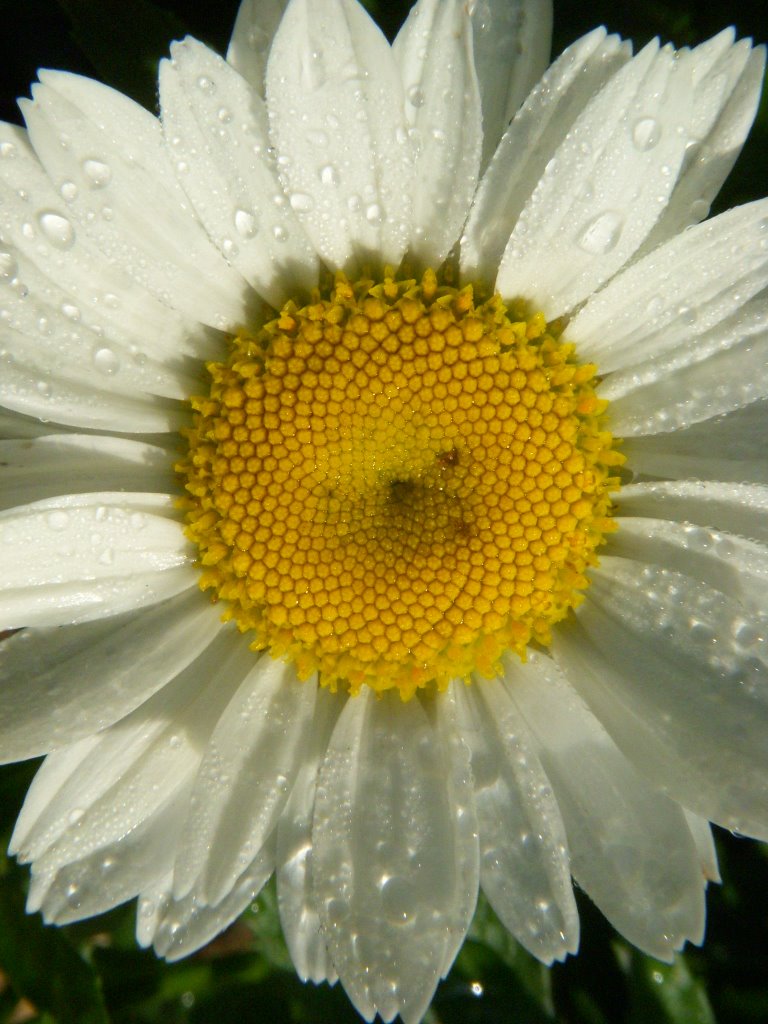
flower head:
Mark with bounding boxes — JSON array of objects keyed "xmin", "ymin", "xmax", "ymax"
[{"xmin": 0, "ymin": 1, "xmax": 767, "ymax": 1022}]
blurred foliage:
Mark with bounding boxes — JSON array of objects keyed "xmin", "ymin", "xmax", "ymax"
[{"xmin": 0, "ymin": 0, "xmax": 767, "ymax": 1022}]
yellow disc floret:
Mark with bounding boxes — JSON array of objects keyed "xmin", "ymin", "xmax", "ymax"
[{"xmin": 178, "ymin": 269, "xmax": 622, "ymax": 698}]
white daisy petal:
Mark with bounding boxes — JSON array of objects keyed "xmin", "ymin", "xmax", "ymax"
[
  {"xmin": 276, "ymin": 685, "xmax": 343, "ymax": 985},
  {"xmin": 31, "ymin": 782, "xmax": 191, "ymax": 924},
  {"xmin": 574, "ymin": 199, "xmax": 768, "ymax": 374},
  {"xmin": 514, "ymin": 649, "xmax": 705, "ymax": 959},
  {"xmin": 452, "ymin": 677, "xmax": 578, "ymax": 963},
  {"xmin": 557, "ymin": 556, "xmax": 768, "ymax": 840},
  {"xmin": 392, "ymin": 0, "xmax": 482, "ymax": 268},
  {"xmin": 624, "ymin": 398, "xmax": 768, "ymax": 484},
  {"xmin": 605, "ymin": 298, "xmax": 768, "ymax": 436},
  {"xmin": 0, "ymin": 353, "xmax": 181, "ymax": 433},
  {"xmin": 642, "ymin": 37, "xmax": 765, "ymax": 250},
  {"xmin": 431, "ymin": 689, "xmax": 481, "ymax": 978},
  {"xmin": 684, "ymin": 811, "xmax": 721, "ymax": 884},
  {"xmin": 226, "ymin": 0, "xmax": 289, "ymax": 96},
  {"xmin": 471, "ymin": 0, "xmax": 553, "ymax": 171},
  {"xmin": 496, "ymin": 39, "xmax": 694, "ymax": 318},
  {"xmin": 461, "ymin": 28, "xmax": 631, "ymax": 284},
  {"xmin": 21, "ymin": 72, "xmax": 251, "ymax": 331},
  {"xmin": 153, "ymin": 838, "xmax": 275, "ymax": 962},
  {"xmin": 0, "ymin": 245, "xmax": 196, "ymax": 397},
  {"xmin": 0, "ymin": 407, "xmax": 72, "ymax": 440},
  {"xmin": 0, "ymin": 434, "xmax": 174, "ymax": 510},
  {"xmin": 0, "ymin": 122, "xmax": 216, "ymax": 364},
  {"xmin": 0, "ymin": 493, "xmax": 194, "ymax": 628},
  {"xmin": 11, "ymin": 627, "xmax": 251, "ymax": 866},
  {"xmin": 265, "ymin": 0, "xmax": 412, "ymax": 271},
  {"xmin": 617, "ymin": 480, "xmax": 768, "ymax": 545},
  {"xmin": 608, "ymin": 516, "xmax": 768, "ymax": 614},
  {"xmin": 0, "ymin": 589, "xmax": 224, "ymax": 763},
  {"xmin": 160, "ymin": 38, "xmax": 319, "ymax": 309},
  {"xmin": 313, "ymin": 689, "xmax": 478, "ymax": 1024},
  {"xmin": 172, "ymin": 659, "xmax": 317, "ymax": 905}
]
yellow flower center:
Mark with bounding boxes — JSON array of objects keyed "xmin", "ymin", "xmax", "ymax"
[{"xmin": 178, "ymin": 270, "xmax": 622, "ymax": 698}]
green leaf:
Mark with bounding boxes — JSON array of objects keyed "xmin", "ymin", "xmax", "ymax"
[
  {"xmin": 0, "ymin": 865, "xmax": 109, "ymax": 1024},
  {"xmin": 53, "ymin": 0, "xmax": 191, "ymax": 111},
  {"xmin": 627, "ymin": 950, "xmax": 716, "ymax": 1024}
]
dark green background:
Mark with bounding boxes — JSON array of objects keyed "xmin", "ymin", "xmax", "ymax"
[{"xmin": 0, "ymin": 1, "xmax": 766, "ymax": 1022}]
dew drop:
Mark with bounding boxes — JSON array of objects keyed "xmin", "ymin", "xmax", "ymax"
[
  {"xmin": 677, "ymin": 304, "xmax": 697, "ymax": 326},
  {"xmin": 93, "ymin": 347, "xmax": 120, "ymax": 375},
  {"xmin": 139, "ymin": 898, "xmax": 155, "ymax": 918},
  {"xmin": 689, "ymin": 198, "xmax": 709, "ymax": 221},
  {"xmin": 289, "ymin": 192, "xmax": 314, "ymax": 212},
  {"xmin": 0, "ymin": 140, "xmax": 16, "ymax": 159},
  {"xmin": 68, "ymin": 807, "xmax": 85, "ymax": 825},
  {"xmin": 0, "ymin": 252, "xmax": 17, "ymax": 279},
  {"xmin": 59, "ymin": 180, "xmax": 78, "ymax": 203},
  {"xmin": 632, "ymin": 117, "xmax": 661, "ymax": 151},
  {"xmin": 406, "ymin": 85, "xmax": 425, "ymax": 107},
  {"xmin": 47, "ymin": 510, "xmax": 70, "ymax": 531},
  {"xmin": 197, "ymin": 75, "xmax": 216, "ymax": 93},
  {"xmin": 83, "ymin": 158, "xmax": 112, "ymax": 188},
  {"xmin": 272, "ymin": 225, "xmax": 289, "ymax": 242},
  {"xmin": 380, "ymin": 875, "xmax": 415, "ymax": 925},
  {"xmin": 61, "ymin": 302, "xmax": 81, "ymax": 321},
  {"xmin": 319, "ymin": 164, "xmax": 339, "ymax": 186},
  {"xmin": 38, "ymin": 211, "xmax": 75, "ymax": 250},
  {"xmin": 365, "ymin": 202, "xmax": 383, "ymax": 225},
  {"xmin": 36, "ymin": 380, "xmax": 52, "ymax": 397},
  {"xmin": 217, "ymin": 107, "xmax": 232, "ymax": 124},
  {"xmin": 575, "ymin": 210, "xmax": 623, "ymax": 254},
  {"xmin": 234, "ymin": 208, "xmax": 257, "ymax": 239},
  {"xmin": 221, "ymin": 238, "xmax": 238, "ymax": 259},
  {"xmin": 306, "ymin": 129, "xmax": 329, "ymax": 147}
]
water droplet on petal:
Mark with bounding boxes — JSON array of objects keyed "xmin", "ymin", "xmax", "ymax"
[
  {"xmin": 272, "ymin": 225, "xmax": 289, "ymax": 242},
  {"xmin": 406, "ymin": 85, "xmax": 425, "ymax": 107},
  {"xmin": 306, "ymin": 129, "xmax": 328, "ymax": 147},
  {"xmin": 68, "ymin": 807, "xmax": 85, "ymax": 825},
  {"xmin": 0, "ymin": 252, "xmax": 17, "ymax": 278},
  {"xmin": 319, "ymin": 164, "xmax": 339, "ymax": 186},
  {"xmin": 59, "ymin": 181, "xmax": 78, "ymax": 202},
  {"xmin": 0, "ymin": 141, "xmax": 16, "ymax": 159},
  {"xmin": 93, "ymin": 347, "xmax": 120, "ymax": 375},
  {"xmin": 36, "ymin": 380, "xmax": 52, "ymax": 397},
  {"xmin": 82, "ymin": 158, "xmax": 111, "ymax": 188},
  {"xmin": 380, "ymin": 875, "xmax": 415, "ymax": 925},
  {"xmin": 217, "ymin": 107, "xmax": 232, "ymax": 124},
  {"xmin": 197, "ymin": 75, "xmax": 216, "ymax": 94},
  {"xmin": 38, "ymin": 211, "xmax": 75, "ymax": 250},
  {"xmin": 632, "ymin": 117, "xmax": 661, "ymax": 151},
  {"xmin": 365, "ymin": 203, "xmax": 383, "ymax": 225},
  {"xmin": 232, "ymin": 208, "xmax": 258, "ymax": 241},
  {"xmin": 47, "ymin": 510, "xmax": 69, "ymax": 531},
  {"xmin": 60, "ymin": 301, "xmax": 79, "ymax": 322},
  {"xmin": 289, "ymin": 192, "xmax": 314, "ymax": 212},
  {"xmin": 575, "ymin": 210, "xmax": 623, "ymax": 254}
]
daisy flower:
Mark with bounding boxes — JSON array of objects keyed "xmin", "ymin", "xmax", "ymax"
[{"xmin": 1, "ymin": 0, "xmax": 767, "ymax": 1021}]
